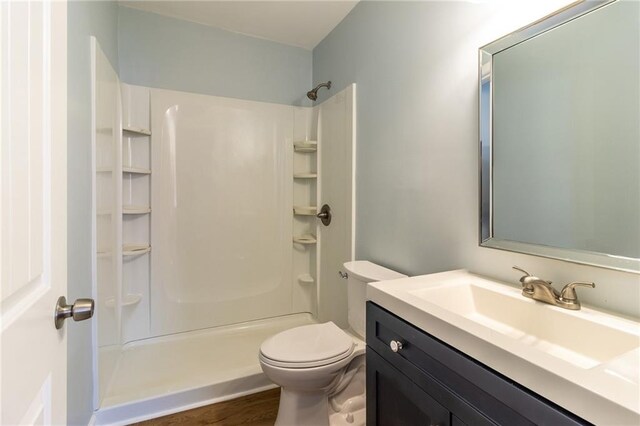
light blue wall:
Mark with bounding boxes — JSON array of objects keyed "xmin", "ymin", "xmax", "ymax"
[
  {"xmin": 313, "ymin": 1, "xmax": 476, "ymax": 275},
  {"xmin": 118, "ymin": 6, "xmax": 312, "ymax": 106},
  {"xmin": 313, "ymin": 1, "xmax": 640, "ymax": 317},
  {"xmin": 67, "ymin": 2, "xmax": 119, "ymax": 425}
]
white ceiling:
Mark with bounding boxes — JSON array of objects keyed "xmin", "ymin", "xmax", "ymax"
[{"xmin": 119, "ymin": 1, "xmax": 359, "ymax": 50}]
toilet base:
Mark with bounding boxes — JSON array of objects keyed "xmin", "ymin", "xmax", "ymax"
[
  {"xmin": 328, "ymin": 364, "xmax": 366, "ymax": 426},
  {"xmin": 329, "ymin": 404, "xmax": 365, "ymax": 426},
  {"xmin": 275, "ymin": 388, "xmax": 330, "ymax": 426}
]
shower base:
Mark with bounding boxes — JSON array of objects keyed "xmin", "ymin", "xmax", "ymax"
[{"xmin": 94, "ymin": 313, "xmax": 315, "ymax": 425}]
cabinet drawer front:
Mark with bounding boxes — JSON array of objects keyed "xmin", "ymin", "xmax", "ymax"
[
  {"xmin": 367, "ymin": 348, "xmax": 450, "ymax": 426},
  {"xmin": 367, "ymin": 302, "xmax": 590, "ymax": 426}
]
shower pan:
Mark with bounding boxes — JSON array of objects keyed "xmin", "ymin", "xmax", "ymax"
[{"xmin": 92, "ymin": 72, "xmax": 357, "ymax": 424}]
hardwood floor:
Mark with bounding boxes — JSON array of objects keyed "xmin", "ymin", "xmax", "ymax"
[{"xmin": 132, "ymin": 388, "xmax": 281, "ymax": 426}]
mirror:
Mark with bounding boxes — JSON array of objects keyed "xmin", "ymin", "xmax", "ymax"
[{"xmin": 479, "ymin": 0, "xmax": 640, "ymax": 273}]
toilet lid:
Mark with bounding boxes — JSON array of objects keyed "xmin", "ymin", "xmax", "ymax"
[{"xmin": 260, "ymin": 322, "xmax": 354, "ymax": 366}]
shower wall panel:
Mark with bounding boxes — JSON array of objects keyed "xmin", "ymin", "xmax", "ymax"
[
  {"xmin": 150, "ymin": 89, "xmax": 296, "ymax": 336},
  {"xmin": 91, "ymin": 38, "xmax": 122, "ymax": 407},
  {"xmin": 317, "ymin": 84, "xmax": 356, "ymax": 328}
]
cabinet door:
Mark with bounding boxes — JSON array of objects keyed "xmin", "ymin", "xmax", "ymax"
[
  {"xmin": 367, "ymin": 348, "xmax": 450, "ymax": 426},
  {"xmin": 452, "ymin": 415, "xmax": 467, "ymax": 426}
]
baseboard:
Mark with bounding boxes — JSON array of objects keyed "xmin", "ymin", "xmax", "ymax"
[{"xmin": 93, "ymin": 373, "xmax": 277, "ymax": 425}]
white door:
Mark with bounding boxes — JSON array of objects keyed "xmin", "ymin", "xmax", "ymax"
[{"xmin": 1, "ymin": 2, "xmax": 68, "ymax": 425}]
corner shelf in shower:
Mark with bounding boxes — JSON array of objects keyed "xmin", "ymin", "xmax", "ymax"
[
  {"xmin": 294, "ymin": 141, "xmax": 317, "ymax": 153},
  {"xmin": 119, "ymin": 84, "xmax": 152, "ymax": 343},
  {"xmin": 293, "ymin": 205, "xmax": 317, "ymax": 216},
  {"xmin": 293, "ymin": 173, "xmax": 317, "ymax": 179},
  {"xmin": 123, "ymin": 127, "xmax": 151, "ymax": 136},
  {"xmin": 123, "ymin": 166, "xmax": 151, "ymax": 175},
  {"xmin": 297, "ymin": 273, "xmax": 315, "ymax": 285},
  {"xmin": 104, "ymin": 294, "xmax": 143, "ymax": 309},
  {"xmin": 123, "ymin": 205, "xmax": 151, "ymax": 215},
  {"xmin": 293, "ymin": 234, "xmax": 317, "ymax": 245},
  {"xmin": 123, "ymin": 244, "xmax": 151, "ymax": 257}
]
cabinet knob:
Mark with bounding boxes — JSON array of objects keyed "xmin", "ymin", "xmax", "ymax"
[{"xmin": 389, "ymin": 340, "xmax": 403, "ymax": 353}]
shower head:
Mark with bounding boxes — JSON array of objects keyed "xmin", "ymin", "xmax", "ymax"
[{"xmin": 307, "ymin": 81, "xmax": 332, "ymax": 101}]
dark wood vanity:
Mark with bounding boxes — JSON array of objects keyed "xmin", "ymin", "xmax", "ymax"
[{"xmin": 365, "ymin": 302, "xmax": 590, "ymax": 425}]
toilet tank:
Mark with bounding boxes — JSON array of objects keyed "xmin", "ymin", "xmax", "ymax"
[{"xmin": 343, "ymin": 261, "xmax": 407, "ymax": 338}]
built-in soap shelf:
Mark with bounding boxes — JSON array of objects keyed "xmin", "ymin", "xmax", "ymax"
[
  {"xmin": 292, "ymin": 132, "xmax": 318, "ymax": 300},
  {"xmin": 123, "ymin": 127, "xmax": 151, "ymax": 136},
  {"xmin": 123, "ymin": 243, "xmax": 151, "ymax": 256},
  {"xmin": 293, "ymin": 173, "xmax": 317, "ymax": 179},
  {"xmin": 297, "ymin": 273, "xmax": 315, "ymax": 285},
  {"xmin": 294, "ymin": 140, "xmax": 317, "ymax": 153},
  {"xmin": 123, "ymin": 205, "xmax": 151, "ymax": 215},
  {"xmin": 293, "ymin": 205, "xmax": 317, "ymax": 216},
  {"xmin": 96, "ymin": 166, "xmax": 113, "ymax": 173},
  {"xmin": 293, "ymin": 234, "xmax": 316, "ymax": 245},
  {"xmin": 123, "ymin": 166, "xmax": 151, "ymax": 175},
  {"xmin": 105, "ymin": 294, "xmax": 143, "ymax": 309},
  {"xmin": 119, "ymin": 83, "xmax": 152, "ymax": 342}
]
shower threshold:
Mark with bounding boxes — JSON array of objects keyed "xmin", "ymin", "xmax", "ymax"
[{"xmin": 94, "ymin": 313, "xmax": 316, "ymax": 425}]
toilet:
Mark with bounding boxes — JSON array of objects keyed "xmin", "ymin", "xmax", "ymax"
[{"xmin": 259, "ymin": 261, "xmax": 407, "ymax": 426}]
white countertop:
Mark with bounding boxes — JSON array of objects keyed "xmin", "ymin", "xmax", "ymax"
[{"xmin": 367, "ymin": 269, "xmax": 640, "ymax": 425}]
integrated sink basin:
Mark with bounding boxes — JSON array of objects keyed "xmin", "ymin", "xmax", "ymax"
[
  {"xmin": 410, "ymin": 280, "xmax": 639, "ymax": 369},
  {"xmin": 367, "ymin": 269, "xmax": 640, "ymax": 425}
]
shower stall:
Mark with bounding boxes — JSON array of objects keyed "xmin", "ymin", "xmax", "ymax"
[{"xmin": 91, "ymin": 39, "xmax": 356, "ymax": 424}]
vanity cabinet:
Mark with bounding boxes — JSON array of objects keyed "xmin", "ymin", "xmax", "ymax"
[{"xmin": 366, "ymin": 302, "xmax": 590, "ymax": 426}]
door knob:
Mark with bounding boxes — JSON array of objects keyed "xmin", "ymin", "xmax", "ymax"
[
  {"xmin": 316, "ymin": 204, "xmax": 332, "ymax": 226},
  {"xmin": 54, "ymin": 296, "xmax": 95, "ymax": 329}
]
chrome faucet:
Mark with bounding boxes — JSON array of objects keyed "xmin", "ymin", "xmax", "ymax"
[{"xmin": 512, "ymin": 266, "xmax": 595, "ymax": 310}]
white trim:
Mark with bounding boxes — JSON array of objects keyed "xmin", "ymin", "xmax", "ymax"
[
  {"xmin": 87, "ymin": 413, "xmax": 97, "ymax": 426},
  {"xmin": 349, "ymin": 83, "xmax": 357, "ymax": 261},
  {"xmin": 89, "ymin": 35, "xmax": 99, "ymax": 413},
  {"xmin": 94, "ymin": 380, "xmax": 277, "ymax": 425}
]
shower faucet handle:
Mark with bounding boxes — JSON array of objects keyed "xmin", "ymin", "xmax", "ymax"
[{"xmin": 316, "ymin": 204, "xmax": 332, "ymax": 226}]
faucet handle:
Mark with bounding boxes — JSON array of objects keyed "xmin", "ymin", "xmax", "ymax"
[
  {"xmin": 560, "ymin": 281, "xmax": 595, "ymax": 301},
  {"xmin": 512, "ymin": 266, "xmax": 531, "ymax": 279},
  {"xmin": 513, "ymin": 266, "xmax": 537, "ymax": 294},
  {"xmin": 512, "ymin": 266, "xmax": 551, "ymax": 284},
  {"xmin": 512, "ymin": 265, "xmax": 537, "ymax": 286}
]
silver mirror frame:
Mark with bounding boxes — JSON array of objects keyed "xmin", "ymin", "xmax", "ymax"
[{"xmin": 478, "ymin": 0, "xmax": 639, "ymax": 274}]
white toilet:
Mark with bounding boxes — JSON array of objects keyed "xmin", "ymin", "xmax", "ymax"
[{"xmin": 259, "ymin": 261, "xmax": 407, "ymax": 426}]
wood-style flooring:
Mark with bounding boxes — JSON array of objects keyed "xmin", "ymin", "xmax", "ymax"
[{"xmin": 131, "ymin": 388, "xmax": 280, "ymax": 426}]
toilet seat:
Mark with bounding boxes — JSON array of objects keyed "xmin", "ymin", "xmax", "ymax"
[{"xmin": 260, "ymin": 322, "xmax": 355, "ymax": 369}]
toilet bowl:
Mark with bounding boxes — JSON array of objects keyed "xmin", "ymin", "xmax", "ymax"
[
  {"xmin": 260, "ymin": 322, "xmax": 366, "ymax": 426},
  {"xmin": 259, "ymin": 261, "xmax": 406, "ymax": 426}
]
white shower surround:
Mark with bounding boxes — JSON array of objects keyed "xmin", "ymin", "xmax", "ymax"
[
  {"xmin": 91, "ymin": 38, "xmax": 123, "ymax": 408},
  {"xmin": 95, "ymin": 84, "xmax": 356, "ymax": 423},
  {"xmin": 150, "ymin": 89, "xmax": 303, "ymax": 336}
]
